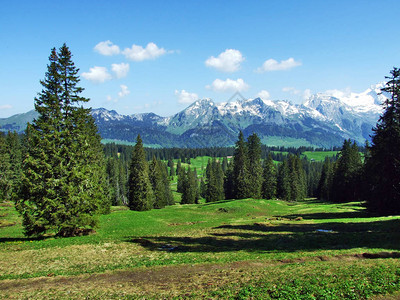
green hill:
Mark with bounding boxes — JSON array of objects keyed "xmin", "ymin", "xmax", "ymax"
[{"xmin": 1, "ymin": 198, "xmax": 400, "ymax": 298}]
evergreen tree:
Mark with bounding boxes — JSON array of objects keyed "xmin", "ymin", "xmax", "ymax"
[
  {"xmin": 128, "ymin": 135, "xmax": 154, "ymax": 211},
  {"xmin": 317, "ymin": 158, "xmax": 335, "ymax": 201},
  {"xmin": 205, "ymin": 159, "xmax": 224, "ymax": 202},
  {"xmin": 232, "ymin": 131, "xmax": 250, "ymax": 199},
  {"xmin": 288, "ymin": 155, "xmax": 307, "ymax": 201},
  {"xmin": 224, "ymin": 160, "xmax": 235, "ymax": 199},
  {"xmin": 149, "ymin": 157, "xmax": 173, "ymax": 208},
  {"xmin": 331, "ymin": 139, "xmax": 362, "ymax": 202},
  {"xmin": 181, "ymin": 168, "xmax": 199, "ymax": 204},
  {"xmin": 365, "ymin": 68, "xmax": 400, "ymax": 214},
  {"xmin": 160, "ymin": 160, "xmax": 174, "ymax": 206},
  {"xmin": 5, "ymin": 132, "xmax": 22, "ymax": 201},
  {"xmin": 167, "ymin": 159, "xmax": 175, "ymax": 177},
  {"xmin": 17, "ymin": 45, "xmax": 110, "ymax": 237},
  {"xmin": 247, "ymin": 133, "xmax": 263, "ymax": 198},
  {"xmin": 277, "ymin": 159, "xmax": 291, "ymax": 200},
  {"xmin": 262, "ymin": 155, "xmax": 277, "ymax": 199},
  {"xmin": 0, "ymin": 132, "xmax": 11, "ymax": 201},
  {"xmin": 221, "ymin": 157, "xmax": 228, "ymax": 173}
]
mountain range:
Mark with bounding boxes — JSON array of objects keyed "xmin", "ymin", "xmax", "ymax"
[{"xmin": 0, "ymin": 83, "xmax": 388, "ymax": 148}]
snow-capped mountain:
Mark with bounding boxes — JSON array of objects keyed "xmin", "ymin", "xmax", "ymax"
[{"xmin": 0, "ymin": 84, "xmax": 387, "ymax": 148}]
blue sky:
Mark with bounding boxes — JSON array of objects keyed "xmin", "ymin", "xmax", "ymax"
[{"xmin": 1, "ymin": 0, "xmax": 399, "ymax": 118}]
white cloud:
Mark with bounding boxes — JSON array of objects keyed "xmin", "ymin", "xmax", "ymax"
[
  {"xmin": 205, "ymin": 49, "xmax": 245, "ymax": 72},
  {"xmin": 118, "ymin": 85, "xmax": 130, "ymax": 98},
  {"xmin": 283, "ymin": 87, "xmax": 313, "ymax": 101},
  {"xmin": 206, "ymin": 78, "xmax": 249, "ymax": 92},
  {"xmin": 0, "ymin": 104, "xmax": 12, "ymax": 110},
  {"xmin": 94, "ymin": 40, "xmax": 120, "ymax": 56},
  {"xmin": 257, "ymin": 57, "xmax": 301, "ymax": 72},
  {"xmin": 111, "ymin": 63, "xmax": 130, "ymax": 78},
  {"xmin": 175, "ymin": 89, "xmax": 199, "ymax": 104},
  {"xmin": 324, "ymin": 87, "xmax": 352, "ymax": 98},
  {"xmin": 122, "ymin": 42, "xmax": 167, "ymax": 61},
  {"xmin": 81, "ymin": 66, "xmax": 112, "ymax": 83},
  {"xmin": 303, "ymin": 89, "xmax": 312, "ymax": 100},
  {"xmin": 256, "ymin": 90, "xmax": 270, "ymax": 100},
  {"xmin": 282, "ymin": 87, "xmax": 300, "ymax": 95}
]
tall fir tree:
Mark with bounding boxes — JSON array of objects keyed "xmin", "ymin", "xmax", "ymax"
[
  {"xmin": 0, "ymin": 132, "xmax": 11, "ymax": 201},
  {"xmin": 205, "ymin": 159, "xmax": 225, "ymax": 202},
  {"xmin": 365, "ymin": 68, "xmax": 400, "ymax": 214},
  {"xmin": 181, "ymin": 167, "xmax": 199, "ymax": 204},
  {"xmin": 247, "ymin": 133, "xmax": 263, "ymax": 198},
  {"xmin": 149, "ymin": 157, "xmax": 173, "ymax": 208},
  {"xmin": 128, "ymin": 135, "xmax": 154, "ymax": 211},
  {"xmin": 317, "ymin": 158, "xmax": 335, "ymax": 201},
  {"xmin": 262, "ymin": 154, "xmax": 277, "ymax": 199},
  {"xmin": 331, "ymin": 139, "xmax": 362, "ymax": 203},
  {"xmin": 232, "ymin": 131, "xmax": 250, "ymax": 199},
  {"xmin": 16, "ymin": 44, "xmax": 110, "ymax": 237}
]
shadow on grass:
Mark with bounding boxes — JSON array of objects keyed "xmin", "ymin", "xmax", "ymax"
[
  {"xmin": 0, "ymin": 236, "xmax": 50, "ymax": 243},
  {"xmin": 277, "ymin": 209, "xmax": 368, "ymax": 220},
  {"xmin": 127, "ymin": 218, "xmax": 400, "ymax": 253},
  {"xmin": 198, "ymin": 199, "xmax": 239, "ymax": 207}
]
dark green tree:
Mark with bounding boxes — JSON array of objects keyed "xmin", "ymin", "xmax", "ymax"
[
  {"xmin": 181, "ymin": 167, "xmax": 199, "ymax": 204},
  {"xmin": 247, "ymin": 133, "xmax": 263, "ymax": 198},
  {"xmin": 16, "ymin": 44, "xmax": 110, "ymax": 237},
  {"xmin": 277, "ymin": 159, "xmax": 291, "ymax": 200},
  {"xmin": 365, "ymin": 68, "xmax": 400, "ymax": 214},
  {"xmin": 0, "ymin": 132, "xmax": 11, "ymax": 201},
  {"xmin": 262, "ymin": 155, "xmax": 277, "ymax": 199},
  {"xmin": 128, "ymin": 135, "xmax": 154, "ymax": 211},
  {"xmin": 317, "ymin": 158, "xmax": 335, "ymax": 201},
  {"xmin": 149, "ymin": 157, "xmax": 173, "ymax": 208},
  {"xmin": 205, "ymin": 159, "xmax": 224, "ymax": 202},
  {"xmin": 232, "ymin": 131, "xmax": 250, "ymax": 199},
  {"xmin": 331, "ymin": 139, "xmax": 362, "ymax": 202}
]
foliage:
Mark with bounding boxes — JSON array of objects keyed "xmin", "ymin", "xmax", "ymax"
[
  {"xmin": 204, "ymin": 159, "xmax": 225, "ymax": 202},
  {"xmin": 262, "ymin": 154, "xmax": 277, "ymax": 199},
  {"xmin": 331, "ymin": 139, "xmax": 363, "ymax": 202},
  {"xmin": 365, "ymin": 67, "xmax": 400, "ymax": 215},
  {"xmin": 127, "ymin": 135, "xmax": 154, "ymax": 211},
  {"xmin": 15, "ymin": 44, "xmax": 109, "ymax": 237}
]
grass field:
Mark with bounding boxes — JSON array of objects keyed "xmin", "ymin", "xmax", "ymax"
[
  {"xmin": 301, "ymin": 151, "xmax": 339, "ymax": 162},
  {"xmin": 1, "ymin": 198, "xmax": 400, "ymax": 299}
]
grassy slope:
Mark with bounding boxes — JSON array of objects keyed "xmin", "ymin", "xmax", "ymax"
[{"xmin": 1, "ymin": 198, "xmax": 400, "ymax": 299}]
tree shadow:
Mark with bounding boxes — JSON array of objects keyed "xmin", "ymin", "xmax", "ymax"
[
  {"xmin": 0, "ymin": 236, "xmax": 52, "ymax": 243},
  {"xmin": 127, "ymin": 218, "xmax": 400, "ymax": 253},
  {"xmin": 277, "ymin": 209, "xmax": 369, "ymax": 220}
]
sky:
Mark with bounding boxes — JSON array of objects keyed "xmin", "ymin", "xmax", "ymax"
[{"xmin": 1, "ymin": 0, "xmax": 399, "ymax": 118}]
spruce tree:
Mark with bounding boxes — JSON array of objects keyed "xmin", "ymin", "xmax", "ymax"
[
  {"xmin": 16, "ymin": 44, "xmax": 110, "ymax": 237},
  {"xmin": 365, "ymin": 68, "xmax": 400, "ymax": 214},
  {"xmin": 247, "ymin": 133, "xmax": 263, "ymax": 198},
  {"xmin": 149, "ymin": 157, "xmax": 173, "ymax": 209},
  {"xmin": 232, "ymin": 131, "xmax": 250, "ymax": 199},
  {"xmin": 277, "ymin": 159, "xmax": 291, "ymax": 200},
  {"xmin": 317, "ymin": 158, "xmax": 334, "ymax": 201},
  {"xmin": 262, "ymin": 154, "xmax": 277, "ymax": 199},
  {"xmin": 331, "ymin": 139, "xmax": 362, "ymax": 202},
  {"xmin": 0, "ymin": 132, "xmax": 11, "ymax": 201},
  {"xmin": 205, "ymin": 159, "xmax": 224, "ymax": 202},
  {"xmin": 181, "ymin": 167, "xmax": 199, "ymax": 204},
  {"xmin": 128, "ymin": 135, "xmax": 154, "ymax": 211}
]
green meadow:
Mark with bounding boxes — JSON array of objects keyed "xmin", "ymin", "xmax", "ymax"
[{"xmin": 1, "ymin": 196, "xmax": 400, "ymax": 299}]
